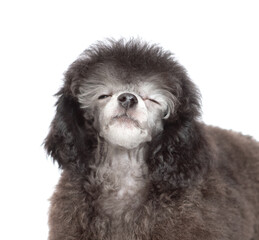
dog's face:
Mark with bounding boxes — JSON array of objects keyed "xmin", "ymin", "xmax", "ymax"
[
  {"xmin": 45, "ymin": 39, "xmax": 202, "ymax": 171},
  {"xmin": 78, "ymin": 65, "xmax": 175, "ymax": 149}
]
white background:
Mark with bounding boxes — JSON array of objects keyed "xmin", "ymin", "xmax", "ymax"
[{"xmin": 0, "ymin": 1, "xmax": 258, "ymax": 239}]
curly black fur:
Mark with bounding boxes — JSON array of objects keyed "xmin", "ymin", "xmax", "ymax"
[{"xmin": 45, "ymin": 39, "xmax": 259, "ymax": 240}]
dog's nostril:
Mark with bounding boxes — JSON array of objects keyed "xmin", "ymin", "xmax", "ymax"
[{"xmin": 117, "ymin": 93, "xmax": 138, "ymax": 109}]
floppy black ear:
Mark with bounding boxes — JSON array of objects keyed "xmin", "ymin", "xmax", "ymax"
[
  {"xmin": 148, "ymin": 121, "xmax": 210, "ymax": 194},
  {"xmin": 44, "ymin": 89, "xmax": 96, "ymax": 170},
  {"xmin": 147, "ymin": 76, "xmax": 212, "ymax": 196}
]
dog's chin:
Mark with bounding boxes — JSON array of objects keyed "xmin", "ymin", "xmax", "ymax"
[{"xmin": 100, "ymin": 118, "xmax": 151, "ymax": 149}]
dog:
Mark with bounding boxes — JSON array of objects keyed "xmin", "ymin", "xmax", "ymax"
[{"xmin": 45, "ymin": 39, "xmax": 259, "ymax": 240}]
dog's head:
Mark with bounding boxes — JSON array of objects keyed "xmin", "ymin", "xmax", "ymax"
[
  {"xmin": 77, "ymin": 64, "xmax": 176, "ymax": 149},
  {"xmin": 45, "ymin": 39, "xmax": 206, "ymax": 186}
]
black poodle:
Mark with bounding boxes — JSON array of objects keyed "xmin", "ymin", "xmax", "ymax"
[{"xmin": 45, "ymin": 39, "xmax": 259, "ymax": 240}]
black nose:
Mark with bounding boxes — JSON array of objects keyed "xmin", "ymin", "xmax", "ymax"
[{"xmin": 117, "ymin": 93, "xmax": 138, "ymax": 109}]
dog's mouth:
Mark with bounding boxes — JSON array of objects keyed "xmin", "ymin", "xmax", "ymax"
[{"xmin": 111, "ymin": 114, "xmax": 140, "ymax": 128}]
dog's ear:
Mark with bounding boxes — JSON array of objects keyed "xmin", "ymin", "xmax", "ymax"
[
  {"xmin": 148, "ymin": 121, "xmax": 210, "ymax": 194},
  {"xmin": 148, "ymin": 75, "xmax": 211, "ymax": 196},
  {"xmin": 44, "ymin": 88, "xmax": 96, "ymax": 170}
]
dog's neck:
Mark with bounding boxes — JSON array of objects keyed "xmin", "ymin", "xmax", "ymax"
[
  {"xmin": 93, "ymin": 140, "xmax": 149, "ymax": 216},
  {"xmin": 96, "ymin": 140, "xmax": 148, "ymax": 165}
]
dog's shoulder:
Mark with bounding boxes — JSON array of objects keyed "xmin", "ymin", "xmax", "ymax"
[
  {"xmin": 204, "ymin": 124, "xmax": 259, "ymax": 154},
  {"xmin": 203, "ymin": 124, "xmax": 259, "ymax": 187}
]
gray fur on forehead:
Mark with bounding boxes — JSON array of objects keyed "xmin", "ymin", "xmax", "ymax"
[
  {"xmin": 66, "ymin": 39, "xmax": 188, "ymax": 95},
  {"xmin": 78, "ymin": 38, "xmax": 176, "ymax": 73}
]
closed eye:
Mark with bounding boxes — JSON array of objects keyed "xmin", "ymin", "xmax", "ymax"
[
  {"xmin": 143, "ymin": 98, "xmax": 160, "ymax": 105},
  {"xmin": 148, "ymin": 98, "xmax": 160, "ymax": 105},
  {"xmin": 98, "ymin": 94, "xmax": 112, "ymax": 100}
]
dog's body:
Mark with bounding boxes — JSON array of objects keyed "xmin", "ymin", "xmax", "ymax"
[{"xmin": 45, "ymin": 39, "xmax": 259, "ymax": 240}]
